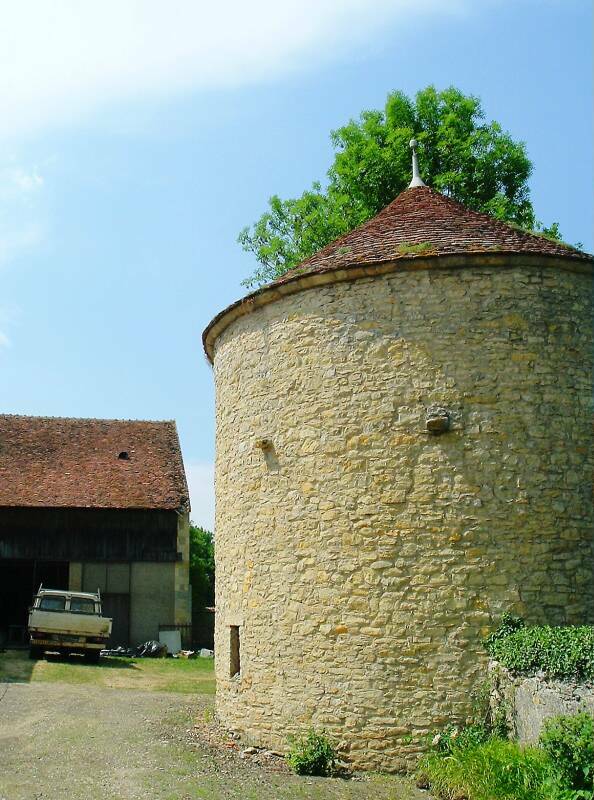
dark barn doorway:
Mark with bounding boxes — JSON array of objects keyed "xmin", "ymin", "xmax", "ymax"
[
  {"xmin": 0, "ymin": 559, "xmax": 68, "ymax": 646},
  {"xmin": 102, "ymin": 593, "xmax": 130, "ymax": 647}
]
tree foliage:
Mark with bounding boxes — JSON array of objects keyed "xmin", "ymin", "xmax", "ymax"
[
  {"xmin": 239, "ymin": 85, "xmax": 560, "ymax": 289},
  {"xmin": 189, "ymin": 524, "xmax": 214, "ymax": 611}
]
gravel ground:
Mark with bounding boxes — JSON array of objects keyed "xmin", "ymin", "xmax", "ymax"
[{"xmin": 0, "ymin": 677, "xmax": 428, "ymax": 800}]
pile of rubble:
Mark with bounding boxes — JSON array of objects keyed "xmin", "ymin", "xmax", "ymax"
[{"xmin": 100, "ymin": 641, "xmax": 215, "ymax": 659}]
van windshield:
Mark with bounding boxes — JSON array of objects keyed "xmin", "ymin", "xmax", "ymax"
[
  {"xmin": 70, "ymin": 598, "xmax": 96, "ymax": 614},
  {"xmin": 39, "ymin": 596, "xmax": 66, "ymax": 611}
]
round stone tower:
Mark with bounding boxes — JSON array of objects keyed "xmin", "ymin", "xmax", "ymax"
[{"xmin": 203, "ymin": 174, "xmax": 593, "ymax": 770}]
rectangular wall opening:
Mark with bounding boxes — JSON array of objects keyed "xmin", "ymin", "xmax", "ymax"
[
  {"xmin": 229, "ymin": 625, "xmax": 240, "ymax": 677},
  {"xmin": 0, "ymin": 559, "xmax": 69, "ymax": 646}
]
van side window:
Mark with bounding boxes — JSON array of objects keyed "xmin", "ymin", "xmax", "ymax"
[
  {"xmin": 70, "ymin": 598, "xmax": 96, "ymax": 614},
  {"xmin": 39, "ymin": 596, "xmax": 66, "ymax": 611}
]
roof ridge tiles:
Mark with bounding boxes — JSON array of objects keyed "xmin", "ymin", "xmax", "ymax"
[{"xmin": 0, "ymin": 413, "xmax": 176, "ymax": 425}]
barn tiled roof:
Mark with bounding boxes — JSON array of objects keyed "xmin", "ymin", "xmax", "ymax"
[
  {"xmin": 277, "ymin": 186, "xmax": 591, "ymax": 283},
  {"xmin": 0, "ymin": 415, "xmax": 189, "ymax": 510}
]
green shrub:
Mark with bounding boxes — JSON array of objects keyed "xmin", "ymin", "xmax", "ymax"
[
  {"xmin": 545, "ymin": 786, "xmax": 593, "ymax": 800},
  {"xmin": 484, "ymin": 612, "xmax": 525, "ymax": 646},
  {"xmin": 547, "ymin": 789, "xmax": 593, "ymax": 800},
  {"xmin": 539, "ymin": 713, "xmax": 594, "ymax": 792},
  {"xmin": 419, "ymin": 737, "xmax": 557, "ymax": 800},
  {"xmin": 286, "ymin": 728, "xmax": 337, "ymax": 776},
  {"xmin": 484, "ymin": 617, "xmax": 594, "ymax": 681}
]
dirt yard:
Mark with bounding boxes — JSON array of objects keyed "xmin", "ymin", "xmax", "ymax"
[{"xmin": 0, "ymin": 651, "xmax": 426, "ymax": 800}]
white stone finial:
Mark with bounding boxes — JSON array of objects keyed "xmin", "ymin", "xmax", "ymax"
[{"xmin": 408, "ymin": 138, "xmax": 426, "ymax": 188}]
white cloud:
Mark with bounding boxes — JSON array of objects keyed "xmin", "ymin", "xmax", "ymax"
[
  {"xmin": 0, "ymin": 161, "xmax": 47, "ymax": 267},
  {"xmin": 186, "ymin": 461, "xmax": 215, "ymax": 531},
  {"xmin": 0, "ymin": 0, "xmax": 469, "ymax": 138},
  {"xmin": 0, "ymin": 331, "xmax": 10, "ymax": 349},
  {"xmin": 8, "ymin": 169, "xmax": 44, "ymax": 194},
  {"xmin": 0, "ymin": 163, "xmax": 45, "ymax": 201}
]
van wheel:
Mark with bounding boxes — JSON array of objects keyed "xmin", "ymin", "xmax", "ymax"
[
  {"xmin": 29, "ymin": 646, "xmax": 42, "ymax": 660},
  {"xmin": 84, "ymin": 650, "xmax": 100, "ymax": 664}
]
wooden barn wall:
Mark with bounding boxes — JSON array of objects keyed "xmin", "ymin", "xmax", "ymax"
[{"xmin": 0, "ymin": 507, "xmax": 180, "ymax": 562}]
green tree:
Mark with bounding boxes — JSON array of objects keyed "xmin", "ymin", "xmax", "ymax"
[
  {"xmin": 189, "ymin": 524, "xmax": 214, "ymax": 611},
  {"xmin": 239, "ymin": 85, "xmax": 560, "ymax": 289}
]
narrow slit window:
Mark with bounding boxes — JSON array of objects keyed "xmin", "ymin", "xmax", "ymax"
[{"xmin": 230, "ymin": 625, "xmax": 240, "ymax": 677}]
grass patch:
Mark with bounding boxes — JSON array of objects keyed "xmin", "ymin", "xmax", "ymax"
[
  {"xmin": 419, "ymin": 737, "xmax": 561, "ymax": 800},
  {"xmin": 0, "ymin": 650, "xmax": 215, "ymax": 694},
  {"xmin": 397, "ymin": 241, "xmax": 436, "ymax": 256},
  {"xmin": 0, "ymin": 649, "xmax": 35, "ymax": 682},
  {"xmin": 420, "ymin": 712, "xmax": 594, "ymax": 800}
]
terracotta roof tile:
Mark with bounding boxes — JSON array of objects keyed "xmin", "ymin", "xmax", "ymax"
[
  {"xmin": 277, "ymin": 186, "xmax": 591, "ymax": 282},
  {"xmin": 0, "ymin": 415, "xmax": 189, "ymax": 510}
]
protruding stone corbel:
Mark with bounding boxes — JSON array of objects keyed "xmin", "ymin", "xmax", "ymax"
[{"xmin": 426, "ymin": 406, "xmax": 451, "ymax": 435}]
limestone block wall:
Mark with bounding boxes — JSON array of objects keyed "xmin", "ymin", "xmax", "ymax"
[
  {"xmin": 489, "ymin": 661, "xmax": 594, "ymax": 744},
  {"xmin": 212, "ymin": 261, "xmax": 593, "ymax": 771},
  {"xmin": 129, "ymin": 562, "xmax": 175, "ymax": 644},
  {"xmin": 174, "ymin": 511, "xmax": 192, "ymax": 626}
]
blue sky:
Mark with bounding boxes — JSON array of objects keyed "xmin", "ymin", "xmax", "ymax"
[{"xmin": 1, "ymin": 0, "xmax": 591, "ymax": 529}]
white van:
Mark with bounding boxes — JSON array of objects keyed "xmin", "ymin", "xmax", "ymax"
[{"xmin": 28, "ymin": 586, "xmax": 112, "ymax": 663}]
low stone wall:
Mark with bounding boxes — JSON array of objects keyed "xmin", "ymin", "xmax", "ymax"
[{"xmin": 489, "ymin": 661, "xmax": 594, "ymax": 744}]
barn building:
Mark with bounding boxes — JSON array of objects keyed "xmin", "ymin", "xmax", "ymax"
[
  {"xmin": 0, "ymin": 415, "xmax": 191, "ymax": 648},
  {"xmin": 203, "ymin": 148, "xmax": 594, "ymax": 770}
]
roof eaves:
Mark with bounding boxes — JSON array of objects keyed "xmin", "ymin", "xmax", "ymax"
[{"xmin": 202, "ymin": 250, "xmax": 592, "ymax": 363}]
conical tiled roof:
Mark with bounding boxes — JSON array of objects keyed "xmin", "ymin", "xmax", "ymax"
[
  {"xmin": 203, "ymin": 185, "xmax": 592, "ymax": 361},
  {"xmin": 276, "ymin": 186, "xmax": 591, "ymax": 283}
]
